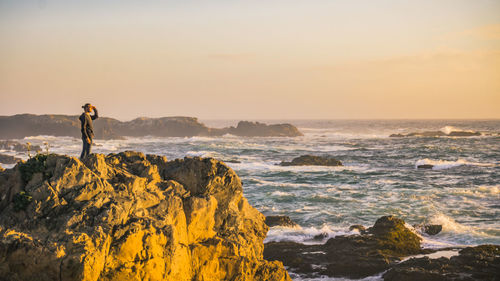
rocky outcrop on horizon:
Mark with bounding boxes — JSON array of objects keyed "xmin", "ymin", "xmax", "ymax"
[
  {"xmin": 226, "ymin": 121, "xmax": 303, "ymax": 137},
  {"xmin": 279, "ymin": 155, "xmax": 343, "ymax": 167},
  {"xmin": 0, "ymin": 114, "xmax": 303, "ymax": 139},
  {"xmin": 0, "ymin": 152, "xmax": 290, "ymax": 281}
]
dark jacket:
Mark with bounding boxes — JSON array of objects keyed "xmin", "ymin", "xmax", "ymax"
[{"xmin": 79, "ymin": 109, "xmax": 98, "ymax": 140}]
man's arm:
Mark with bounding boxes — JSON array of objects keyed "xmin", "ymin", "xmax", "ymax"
[{"xmin": 91, "ymin": 107, "xmax": 99, "ymax": 120}]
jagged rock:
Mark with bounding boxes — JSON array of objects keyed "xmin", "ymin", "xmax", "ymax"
[
  {"xmin": 227, "ymin": 121, "xmax": 303, "ymax": 137},
  {"xmin": 417, "ymin": 164, "xmax": 434, "ymax": 169},
  {"xmin": 0, "ymin": 140, "xmax": 41, "ymax": 153},
  {"xmin": 383, "ymin": 245, "xmax": 500, "ymax": 281},
  {"xmin": 264, "ymin": 216, "xmax": 428, "ymax": 279},
  {"xmin": 414, "ymin": 224, "xmax": 442, "ymax": 235},
  {"xmin": 0, "ymin": 115, "xmax": 303, "ymax": 139},
  {"xmin": 279, "ymin": 155, "xmax": 342, "ymax": 167},
  {"xmin": 0, "ymin": 154, "xmax": 22, "ymax": 164},
  {"xmin": 0, "ymin": 152, "xmax": 290, "ymax": 281},
  {"xmin": 265, "ymin": 216, "xmax": 299, "ymax": 228}
]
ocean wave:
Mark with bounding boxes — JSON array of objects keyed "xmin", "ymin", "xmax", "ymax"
[
  {"xmin": 440, "ymin": 126, "xmax": 476, "ymax": 135},
  {"xmin": 264, "ymin": 224, "xmax": 355, "ymax": 244},
  {"xmin": 271, "ymin": 191, "xmax": 295, "ymax": 197},
  {"xmin": 415, "ymin": 158, "xmax": 495, "ymax": 170}
]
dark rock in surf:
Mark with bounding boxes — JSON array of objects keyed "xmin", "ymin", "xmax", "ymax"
[
  {"xmin": 312, "ymin": 232, "xmax": 329, "ymax": 241},
  {"xmin": 349, "ymin": 224, "xmax": 367, "ymax": 234},
  {"xmin": 417, "ymin": 164, "xmax": 434, "ymax": 169},
  {"xmin": 448, "ymin": 131, "xmax": 481, "ymax": 137},
  {"xmin": 226, "ymin": 121, "xmax": 303, "ymax": 137},
  {"xmin": 279, "ymin": 155, "xmax": 343, "ymax": 167},
  {"xmin": 265, "ymin": 215, "xmax": 299, "ymax": 228},
  {"xmin": 264, "ymin": 216, "xmax": 427, "ymax": 279},
  {"xmin": 414, "ymin": 224, "xmax": 443, "ymax": 235},
  {"xmin": 0, "ymin": 154, "xmax": 22, "ymax": 164},
  {"xmin": 0, "ymin": 140, "xmax": 41, "ymax": 153},
  {"xmin": 383, "ymin": 245, "xmax": 500, "ymax": 281}
]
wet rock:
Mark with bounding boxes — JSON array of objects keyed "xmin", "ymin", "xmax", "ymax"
[
  {"xmin": 312, "ymin": 232, "xmax": 329, "ymax": 241},
  {"xmin": 414, "ymin": 224, "xmax": 443, "ymax": 235},
  {"xmin": 0, "ymin": 154, "xmax": 22, "ymax": 164},
  {"xmin": 417, "ymin": 164, "xmax": 434, "ymax": 169},
  {"xmin": 265, "ymin": 215, "xmax": 299, "ymax": 228},
  {"xmin": 0, "ymin": 140, "xmax": 41, "ymax": 153},
  {"xmin": 0, "ymin": 152, "xmax": 291, "ymax": 281},
  {"xmin": 349, "ymin": 224, "xmax": 367, "ymax": 233},
  {"xmin": 264, "ymin": 216, "xmax": 427, "ymax": 279},
  {"xmin": 448, "ymin": 131, "xmax": 481, "ymax": 137},
  {"xmin": 279, "ymin": 155, "xmax": 343, "ymax": 167},
  {"xmin": 383, "ymin": 245, "xmax": 500, "ymax": 281}
]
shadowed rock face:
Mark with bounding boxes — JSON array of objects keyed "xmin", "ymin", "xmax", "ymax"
[
  {"xmin": 0, "ymin": 152, "xmax": 290, "ymax": 281},
  {"xmin": 264, "ymin": 216, "xmax": 427, "ymax": 279},
  {"xmin": 279, "ymin": 155, "xmax": 342, "ymax": 167},
  {"xmin": 0, "ymin": 114, "xmax": 303, "ymax": 139}
]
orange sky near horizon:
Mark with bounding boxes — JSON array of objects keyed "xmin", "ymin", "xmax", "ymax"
[{"xmin": 0, "ymin": 0, "xmax": 499, "ymax": 120}]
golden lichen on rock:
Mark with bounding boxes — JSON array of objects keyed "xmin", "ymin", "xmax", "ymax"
[{"xmin": 0, "ymin": 151, "xmax": 291, "ymax": 281}]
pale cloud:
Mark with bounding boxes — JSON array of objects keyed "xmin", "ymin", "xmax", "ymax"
[{"xmin": 442, "ymin": 24, "xmax": 500, "ymax": 41}]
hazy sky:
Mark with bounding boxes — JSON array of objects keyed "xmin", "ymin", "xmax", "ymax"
[{"xmin": 1, "ymin": 0, "xmax": 499, "ymax": 120}]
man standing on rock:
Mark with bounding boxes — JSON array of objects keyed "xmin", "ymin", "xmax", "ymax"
[{"xmin": 79, "ymin": 103, "xmax": 98, "ymax": 159}]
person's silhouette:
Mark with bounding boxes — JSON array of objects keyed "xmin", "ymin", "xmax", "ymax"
[{"xmin": 79, "ymin": 103, "xmax": 98, "ymax": 159}]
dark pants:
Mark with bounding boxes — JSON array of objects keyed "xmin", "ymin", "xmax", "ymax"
[{"xmin": 80, "ymin": 138, "xmax": 92, "ymax": 159}]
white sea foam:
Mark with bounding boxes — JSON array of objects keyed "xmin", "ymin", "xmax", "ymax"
[
  {"xmin": 265, "ymin": 224, "xmax": 354, "ymax": 244},
  {"xmin": 271, "ymin": 191, "xmax": 295, "ymax": 197},
  {"xmin": 440, "ymin": 126, "xmax": 475, "ymax": 135},
  {"xmin": 415, "ymin": 158, "xmax": 495, "ymax": 170}
]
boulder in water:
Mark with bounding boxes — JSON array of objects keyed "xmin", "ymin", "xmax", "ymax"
[
  {"xmin": 417, "ymin": 164, "xmax": 434, "ymax": 169},
  {"xmin": 265, "ymin": 215, "xmax": 299, "ymax": 228},
  {"xmin": 279, "ymin": 155, "xmax": 343, "ymax": 167},
  {"xmin": 414, "ymin": 224, "xmax": 443, "ymax": 235},
  {"xmin": 0, "ymin": 152, "xmax": 291, "ymax": 281},
  {"xmin": 264, "ymin": 216, "xmax": 426, "ymax": 279},
  {"xmin": 383, "ymin": 245, "xmax": 500, "ymax": 281},
  {"xmin": 0, "ymin": 154, "xmax": 22, "ymax": 164}
]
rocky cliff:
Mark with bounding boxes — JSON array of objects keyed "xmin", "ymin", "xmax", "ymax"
[
  {"xmin": 0, "ymin": 115, "xmax": 302, "ymax": 139},
  {"xmin": 0, "ymin": 152, "xmax": 290, "ymax": 281}
]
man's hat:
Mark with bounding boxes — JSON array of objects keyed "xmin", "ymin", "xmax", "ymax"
[{"xmin": 82, "ymin": 103, "xmax": 91, "ymax": 109}]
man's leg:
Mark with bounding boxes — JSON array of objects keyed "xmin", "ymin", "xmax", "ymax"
[
  {"xmin": 80, "ymin": 139, "xmax": 86, "ymax": 159},
  {"xmin": 80, "ymin": 139, "xmax": 90, "ymax": 159},
  {"xmin": 88, "ymin": 139, "xmax": 92, "ymax": 155}
]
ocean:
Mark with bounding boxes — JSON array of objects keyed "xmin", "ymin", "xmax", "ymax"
[{"xmin": 1, "ymin": 119, "xmax": 499, "ymax": 280}]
